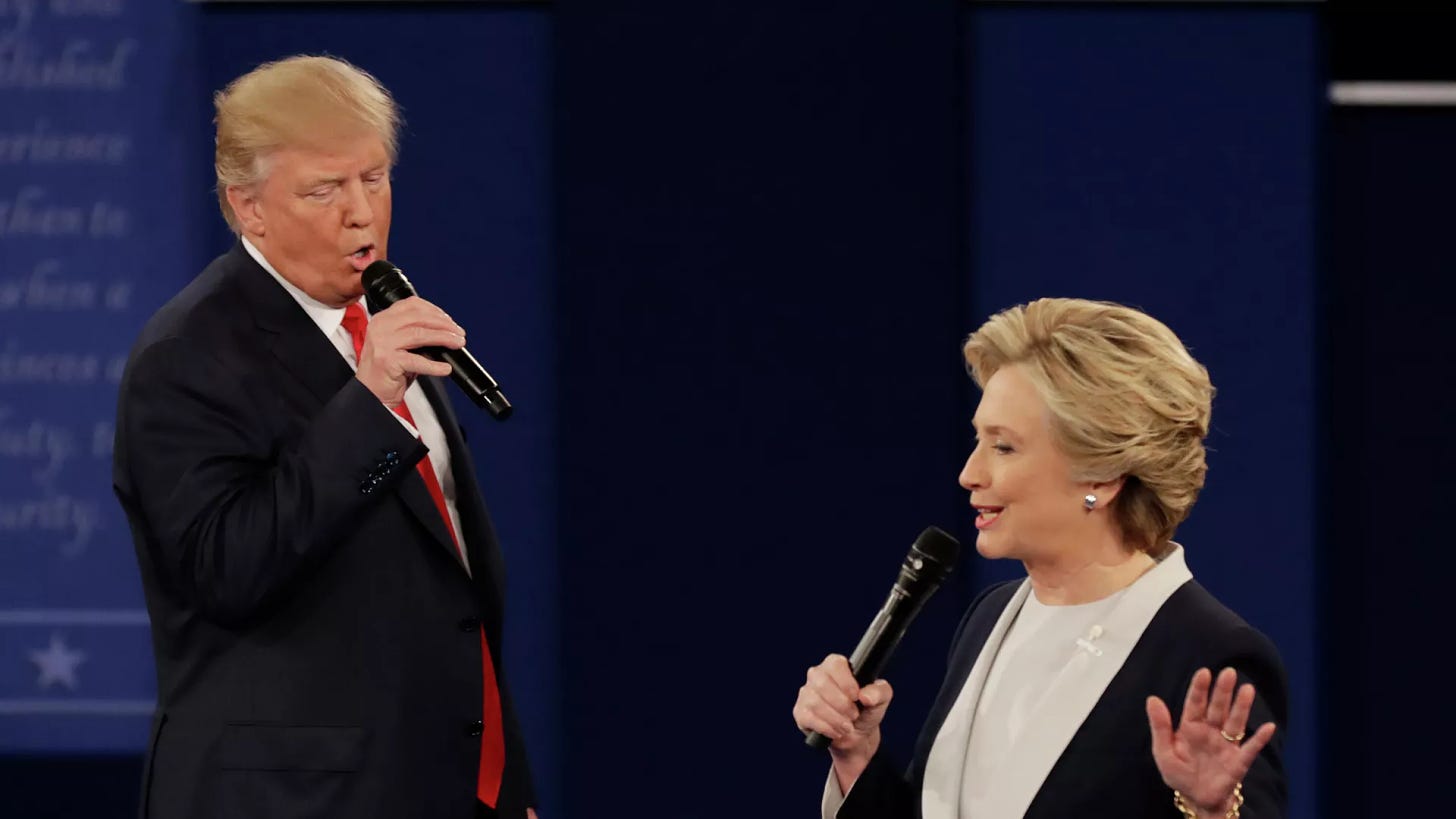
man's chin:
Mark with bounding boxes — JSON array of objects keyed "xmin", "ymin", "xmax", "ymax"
[{"xmin": 323, "ymin": 278, "xmax": 366, "ymax": 309}]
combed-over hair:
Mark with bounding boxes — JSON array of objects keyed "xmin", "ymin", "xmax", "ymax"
[{"xmin": 213, "ymin": 55, "xmax": 400, "ymax": 231}]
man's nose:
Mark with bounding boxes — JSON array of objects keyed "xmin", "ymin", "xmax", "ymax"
[{"xmin": 342, "ymin": 179, "xmax": 374, "ymax": 227}]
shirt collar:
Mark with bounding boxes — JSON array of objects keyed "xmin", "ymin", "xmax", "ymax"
[{"xmin": 241, "ymin": 236, "xmax": 366, "ymax": 339}]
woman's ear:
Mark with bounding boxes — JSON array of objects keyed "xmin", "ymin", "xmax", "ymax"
[{"xmin": 1085, "ymin": 475, "xmax": 1127, "ymax": 509}]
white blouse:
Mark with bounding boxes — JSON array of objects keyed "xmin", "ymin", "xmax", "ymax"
[{"xmin": 959, "ymin": 587, "xmax": 1128, "ymax": 816}]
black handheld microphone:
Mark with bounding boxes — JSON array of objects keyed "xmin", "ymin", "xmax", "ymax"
[
  {"xmin": 804, "ymin": 526, "xmax": 961, "ymax": 749},
  {"xmin": 362, "ymin": 260, "xmax": 512, "ymax": 421}
]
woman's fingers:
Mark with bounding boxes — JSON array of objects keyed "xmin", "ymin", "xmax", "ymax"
[
  {"xmin": 1222, "ymin": 681, "xmax": 1257, "ymax": 739},
  {"xmin": 1145, "ymin": 695, "xmax": 1175, "ymax": 762},
  {"xmin": 808, "ymin": 656, "xmax": 860, "ymax": 718},
  {"xmin": 793, "ymin": 681, "xmax": 852, "ymax": 738},
  {"xmin": 1236, "ymin": 721, "xmax": 1278, "ymax": 770},
  {"xmin": 794, "ymin": 655, "xmax": 862, "ymax": 737},
  {"xmin": 819, "ymin": 654, "xmax": 859, "ymax": 697},
  {"xmin": 801, "ymin": 699, "xmax": 852, "ymax": 738},
  {"xmin": 844, "ymin": 679, "xmax": 894, "ymax": 740},
  {"xmin": 857, "ymin": 679, "xmax": 894, "ymax": 714},
  {"xmin": 1204, "ymin": 667, "xmax": 1239, "ymax": 728},
  {"xmin": 793, "ymin": 705, "xmax": 841, "ymax": 738},
  {"xmin": 1180, "ymin": 667, "xmax": 1211, "ymax": 731}
]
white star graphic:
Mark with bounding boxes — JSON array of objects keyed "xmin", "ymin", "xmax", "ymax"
[{"xmin": 29, "ymin": 632, "xmax": 86, "ymax": 692}]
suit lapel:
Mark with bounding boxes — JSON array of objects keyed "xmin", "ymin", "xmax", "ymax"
[
  {"xmin": 921, "ymin": 548, "xmax": 1194, "ymax": 819},
  {"xmin": 917, "ymin": 548, "xmax": 1194, "ymax": 819},
  {"xmin": 229, "ymin": 244, "xmax": 357, "ymax": 407},
  {"xmin": 920, "ymin": 581, "xmax": 1030, "ymax": 819},
  {"xmin": 985, "ymin": 547, "xmax": 1191, "ymax": 818},
  {"xmin": 413, "ymin": 378, "xmax": 476, "ymax": 568},
  {"xmin": 229, "ymin": 244, "xmax": 470, "ymax": 572},
  {"xmin": 416, "ymin": 377, "xmax": 505, "ymax": 612},
  {"xmin": 393, "ymin": 444, "xmax": 463, "ymax": 570},
  {"xmin": 421, "ymin": 378, "xmax": 507, "ymax": 638}
]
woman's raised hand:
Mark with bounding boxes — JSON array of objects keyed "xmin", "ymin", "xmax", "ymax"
[{"xmin": 1146, "ymin": 667, "xmax": 1277, "ymax": 817}]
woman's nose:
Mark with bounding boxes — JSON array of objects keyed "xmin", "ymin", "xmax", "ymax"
[{"xmin": 959, "ymin": 447, "xmax": 986, "ymax": 491}]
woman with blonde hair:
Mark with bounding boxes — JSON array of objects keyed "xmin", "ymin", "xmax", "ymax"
[{"xmin": 793, "ymin": 298, "xmax": 1286, "ymax": 818}]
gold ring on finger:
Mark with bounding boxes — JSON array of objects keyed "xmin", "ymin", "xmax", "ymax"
[{"xmin": 1220, "ymin": 729, "xmax": 1245, "ymax": 743}]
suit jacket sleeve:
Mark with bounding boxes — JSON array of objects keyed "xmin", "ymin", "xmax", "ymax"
[
  {"xmin": 501, "ymin": 677, "xmax": 537, "ymax": 808},
  {"xmin": 118, "ymin": 336, "xmax": 425, "ymax": 626},
  {"xmin": 830, "ymin": 750, "xmax": 916, "ymax": 819},
  {"xmin": 1204, "ymin": 626, "xmax": 1289, "ymax": 819}
]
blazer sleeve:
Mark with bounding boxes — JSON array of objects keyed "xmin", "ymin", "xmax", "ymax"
[
  {"xmin": 1211, "ymin": 626, "xmax": 1290, "ymax": 819},
  {"xmin": 832, "ymin": 751, "xmax": 916, "ymax": 819},
  {"xmin": 500, "ymin": 677, "xmax": 537, "ymax": 808},
  {"xmin": 116, "ymin": 336, "xmax": 426, "ymax": 626}
]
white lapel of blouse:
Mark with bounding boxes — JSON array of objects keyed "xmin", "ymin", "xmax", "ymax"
[
  {"xmin": 982, "ymin": 545, "xmax": 1193, "ymax": 819},
  {"xmin": 919, "ymin": 580, "xmax": 1032, "ymax": 819}
]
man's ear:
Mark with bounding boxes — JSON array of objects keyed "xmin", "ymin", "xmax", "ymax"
[{"xmin": 225, "ymin": 185, "xmax": 266, "ymax": 237}]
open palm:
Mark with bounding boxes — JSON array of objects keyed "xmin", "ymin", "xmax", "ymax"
[{"xmin": 1145, "ymin": 667, "xmax": 1277, "ymax": 814}]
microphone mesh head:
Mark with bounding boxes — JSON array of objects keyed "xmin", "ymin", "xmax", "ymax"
[
  {"xmin": 362, "ymin": 260, "xmax": 414, "ymax": 307},
  {"xmin": 912, "ymin": 526, "xmax": 960, "ymax": 570}
]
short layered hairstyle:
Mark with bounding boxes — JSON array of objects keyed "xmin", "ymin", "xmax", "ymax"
[{"xmin": 963, "ymin": 298, "xmax": 1215, "ymax": 553}]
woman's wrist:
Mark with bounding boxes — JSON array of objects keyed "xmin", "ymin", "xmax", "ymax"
[
  {"xmin": 828, "ymin": 732, "xmax": 880, "ymax": 793},
  {"xmin": 1173, "ymin": 782, "xmax": 1243, "ymax": 819}
]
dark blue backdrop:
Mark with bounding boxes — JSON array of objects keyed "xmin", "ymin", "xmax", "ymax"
[
  {"xmin": 1, "ymin": 0, "xmax": 204, "ymax": 751},
  {"xmin": 555, "ymin": 1, "xmax": 968, "ymax": 815},
  {"xmin": 964, "ymin": 8, "xmax": 1319, "ymax": 817}
]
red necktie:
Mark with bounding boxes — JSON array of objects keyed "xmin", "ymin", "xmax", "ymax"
[{"xmin": 341, "ymin": 303, "xmax": 506, "ymax": 806}]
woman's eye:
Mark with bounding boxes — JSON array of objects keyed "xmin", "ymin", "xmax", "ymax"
[{"xmin": 993, "ymin": 443, "xmax": 1014, "ymax": 454}]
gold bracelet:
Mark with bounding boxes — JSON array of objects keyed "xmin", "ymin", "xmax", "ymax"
[{"xmin": 1172, "ymin": 782, "xmax": 1243, "ymax": 819}]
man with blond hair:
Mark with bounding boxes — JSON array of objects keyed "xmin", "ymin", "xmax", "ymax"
[{"xmin": 113, "ymin": 55, "xmax": 537, "ymax": 819}]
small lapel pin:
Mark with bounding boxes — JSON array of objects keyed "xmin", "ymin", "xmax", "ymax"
[{"xmin": 1075, "ymin": 624, "xmax": 1104, "ymax": 656}]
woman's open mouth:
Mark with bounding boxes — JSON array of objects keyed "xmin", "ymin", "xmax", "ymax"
[{"xmin": 973, "ymin": 505, "xmax": 1003, "ymax": 530}]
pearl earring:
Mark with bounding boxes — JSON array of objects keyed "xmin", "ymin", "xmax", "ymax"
[{"xmin": 1083, "ymin": 494, "xmax": 1097, "ymax": 511}]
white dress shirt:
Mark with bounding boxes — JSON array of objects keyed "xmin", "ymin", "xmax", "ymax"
[{"xmin": 242, "ymin": 237, "xmax": 470, "ymax": 574}]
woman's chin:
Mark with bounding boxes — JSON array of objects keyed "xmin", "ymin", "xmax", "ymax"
[{"xmin": 974, "ymin": 532, "xmax": 1008, "ymax": 560}]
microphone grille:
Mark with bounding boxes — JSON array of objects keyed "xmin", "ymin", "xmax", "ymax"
[
  {"xmin": 911, "ymin": 526, "xmax": 960, "ymax": 570},
  {"xmin": 362, "ymin": 260, "xmax": 415, "ymax": 307}
]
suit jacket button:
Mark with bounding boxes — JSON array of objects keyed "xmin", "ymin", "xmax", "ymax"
[
  {"xmin": 458, "ymin": 618, "xmax": 478, "ymax": 632},
  {"xmin": 466, "ymin": 720, "xmax": 483, "ymax": 737}
]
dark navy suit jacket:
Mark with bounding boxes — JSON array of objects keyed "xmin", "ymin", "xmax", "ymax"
[
  {"xmin": 838, "ymin": 578, "xmax": 1288, "ymax": 818},
  {"xmin": 113, "ymin": 244, "xmax": 534, "ymax": 819}
]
